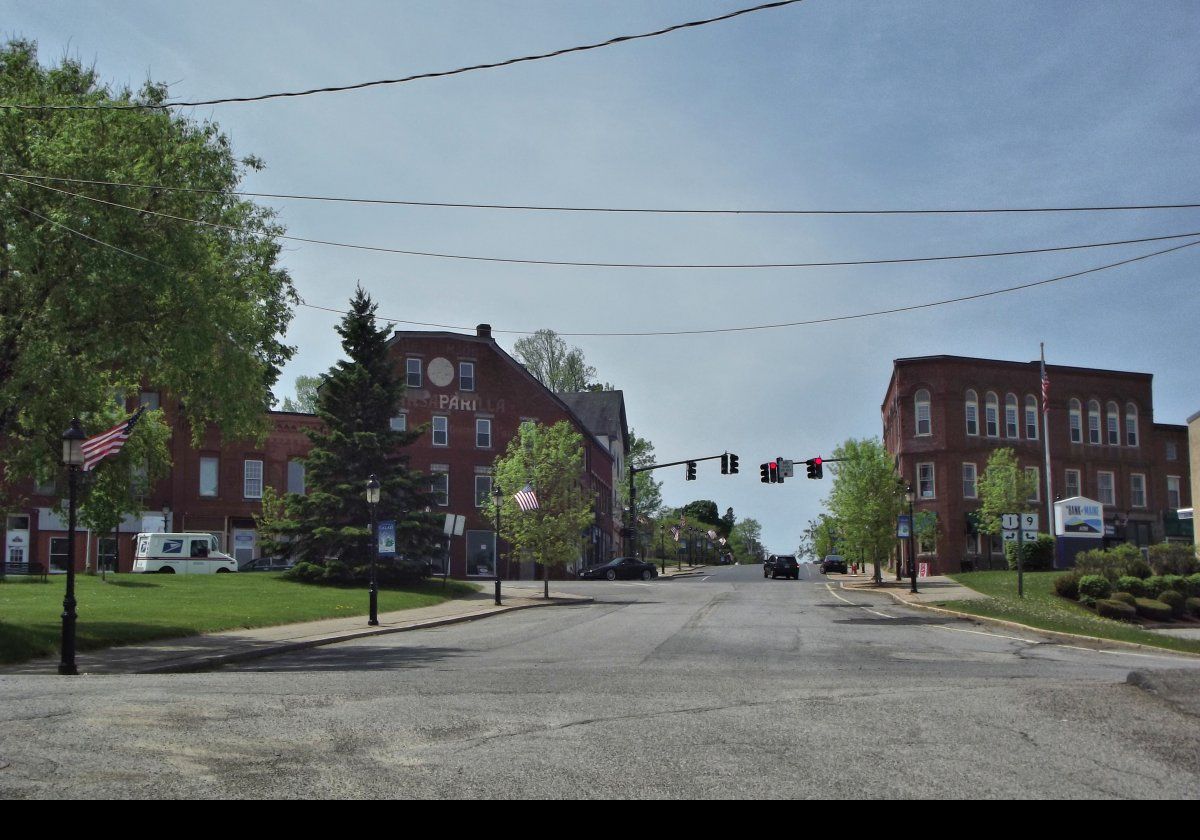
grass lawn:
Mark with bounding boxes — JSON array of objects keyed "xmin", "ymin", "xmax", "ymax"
[
  {"xmin": 947, "ymin": 570, "xmax": 1200, "ymax": 655},
  {"xmin": 0, "ymin": 573, "xmax": 480, "ymax": 665}
]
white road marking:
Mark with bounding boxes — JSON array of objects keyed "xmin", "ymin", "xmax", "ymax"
[
  {"xmin": 929, "ymin": 624, "xmax": 1038, "ymax": 644},
  {"xmin": 825, "ymin": 584, "xmax": 893, "ymax": 619},
  {"xmin": 613, "ymin": 582, "xmax": 653, "ymax": 588}
]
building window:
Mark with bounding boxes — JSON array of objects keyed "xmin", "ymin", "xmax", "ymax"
[
  {"xmin": 1025, "ymin": 467, "xmax": 1039, "ymax": 503},
  {"xmin": 474, "ymin": 474, "xmax": 493, "ymax": 508},
  {"xmin": 430, "ymin": 470, "xmax": 449, "ymax": 506},
  {"xmin": 49, "ymin": 537, "xmax": 70, "ymax": 572},
  {"xmin": 287, "ymin": 459, "xmax": 306, "ymax": 495},
  {"xmin": 965, "ymin": 390, "xmax": 979, "ymax": 437},
  {"xmin": 138, "ymin": 390, "xmax": 160, "ymax": 411},
  {"xmin": 918, "ymin": 462, "xmax": 935, "ymax": 499},
  {"xmin": 1069, "ymin": 399, "xmax": 1082, "ymax": 443},
  {"xmin": 1087, "ymin": 400, "xmax": 1101, "ymax": 445},
  {"xmin": 199, "ymin": 456, "xmax": 219, "ymax": 497},
  {"xmin": 1130, "ymin": 474, "xmax": 1146, "ymax": 509},
  {"xmin": 1065, "ymin": 469, "xmax": 1081, "ymax": 499},
  {"xmin": 962, "ymin": 463, "xmax": 977, "ymax": 499},
  {"xmin": 914, "ymin": 389, "xmax": 931, "ymax": 437},
  {"xmin": 406, "ymin": 358, "xmax": 422, "ymax": 388},
  {"xmin": 1097, "ymin": 471, "xmax": 1115, "ymax": 507},
  {"xmin": 390, "ymin": 414, "xmax": 407, "ymax": 432},
  {"xmin": 1024, "ymin": 396, "xmax": 1039, "ymax": 440},
  {"xmin": 1166, "ymin": 441, "xmax": 1178, "ymax": 461},
  {"xmin": 1105, "ymin": 401, "xmax": 1119, "ymax": 445},
  {"xmin": 1005, "ymin": 394, "xmax": 1019, "ymax": 439},
  {"xmin": 1125, "ymin": 403, "xmax": 1139, "ymax": 447},
  {"xmin": 1167, "ymin": 476, "xmax": 1182, "ymax": 510},
  {"xmin": 34, "ymin": 473, "xmax": 56, "ymax": 496},
  {"xmin": 984, "ymin": 392, "xmax": 999, "ymax": 438},
  {"xmin": 476, "ymin": 418, "xmax": 492, "ymax": 449},
  {"xmin": 432, "ymin": 416, "xmax": 448, "ymax": 446},
  {"xmin": 244, "ymin": 459, "xmax": 263, "ymax": 499},
  {"xmin": 460, "ymin": 362, "xmax": 476, "ymax": 392}
]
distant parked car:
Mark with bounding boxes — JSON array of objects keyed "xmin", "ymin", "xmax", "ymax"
[
  {"xmin": 820, "ymin": 555, "xmax": 847, "ymax": 574},
  {"xmin": 240, "ymin": 556, "xmax": 294, "ymax": 572},
  {"xmin": 579, "ymin": 557, "xmax": 658, "ymax": 581},
  {"xmin": 764, "ymin": 555, "xmax": 800, "ymax": 580}
]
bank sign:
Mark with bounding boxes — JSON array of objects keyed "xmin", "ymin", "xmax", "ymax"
[{"xmin": 1054, "ymin": 497, "xmax": 1104, "ymax": 539}]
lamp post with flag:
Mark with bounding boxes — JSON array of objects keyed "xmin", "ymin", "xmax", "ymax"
[
  {"xmin": 513, "ymin": 483, "xmax": 548, "ymax": 597},
  {"xmin": 365, "ymin": 475, "xmax": 380, "ymax": 626},
  {"xmin": 59, "ymin": 419, "xmax": 86, "ymax": 676}
]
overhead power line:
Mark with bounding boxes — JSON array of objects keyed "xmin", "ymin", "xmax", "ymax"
[
  {"xmin": 13, "ymin": 198, "xmax": 1200, "ymax": 338},
  {"xmin": 8, "ymin": 174, "xmax": 1200, "ymax": 270},
  {"xmin": 0, "ymin": 0, "xmax": 805, "ymax": 111},
  {"xmin": 5, "ymin": 172, "xmax": 1198, "ymax": 216}
]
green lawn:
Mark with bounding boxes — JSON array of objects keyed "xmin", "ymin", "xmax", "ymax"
[
  {"xmin": 947, "ymin": 571, "xmax": 1200, "ymax": 655},
  {"xmin": 0, "ymin": 573, "xmax": 480, "ymax": 665}
]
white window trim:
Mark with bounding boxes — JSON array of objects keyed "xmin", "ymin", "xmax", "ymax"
[
  {"xmin": 476, "ymin": 418, "xmax": 492, "ymax": 449},
  {"xmin": 1130, "ymin": 473, "xmax": 1147, "ymax": 509},
  {"xmin": 390, "ymin": 413, "xmax": 407, "ymax": 432},
  {"xmin": 1098, "ymin": 471, "xmax": 1116, "ymax": 506},
  {"xmin": 474, "ymin": 474, "xmax": 493, "ymax": 508},
  {"xmin": 914, "ymin": 389, "xmax": 931, "ymax": 437},
  {"xmin": 406, "ymin": 357, "xmax": 423, "ymax": 388},
  {"xmin": 1087, "ymin": 401, "xmax": 1101, "ymax": 445},
  {"xmin": 1065, "ymin": 469, "xmax": 1081, "ymax": 499},
  {"xmin": 1069, "ymin": 400, "xmax": 1082, "ymax": 443},
  {"xmin": 432, "ymin": 415, "xmax": 449, "ymax": 447},
  {"xmin": 430, "ymin": 468, "xmax": 449, "ymax": 507},
  {"xmin": 1025, "ymin": 467, "xmax": 1040, "ymax": 503},
  {"xmin": 1125, "ymin": 403, "xmax": 1140, "ymax": 447},
  {"xmin": 965, "ymin": 391, "xmax": 979, "ymax": 437},
  {"xmin": 1024, "ymin": 396, "xmax": 1039, "ymax": 440},
  {"xmin": 918, "ymin": 462, "xmax": 936, "ymax": 499},
  {"xmin": 962, "ymin": 463, "xmax": 977, "ymax": 500},
  {"xmin": 243, "ymin": 459, "xmax": 264, "ymax": 500},
  {"xmin": 1005, "ymin": 394, "xmax": 1019, "ymax": 439},
  {"xmin": 460, "ymin": 361, "xmax": 476, "ymax": 392},
  {"xmin": 984, "ymin": 393, "xmax": 999, "ymax": 438},
  {"xmin": 1167, "ymin": 476, "xmax": 1182, "ymax": 510},
  {"xmin": 199, "ymin": 456, "xmax": 219, "ymax": 498}
]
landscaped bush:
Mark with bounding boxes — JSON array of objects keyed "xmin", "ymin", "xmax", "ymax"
[
  {"xmin": 283, "ymin": 558, "xmax": 428, "ymax": 587},
  {"xmin": 1187, "ymin": 574, "xmax": 1200, "ymax": 598},
  {"xmin": 1114, "ymin": 576, "xmax": 1146, "ymax": 598},
  {"xmin": 1143, "ymin": 576, "xmax": 1169, "ymax": 598},
  {"xmin": 1158, "ymin": 590, "xmax": 1186, "ymax": 619},
  {"xmin": 1134, "ymin": 598, "xmax": 1174, "ymax": 622},
  {"xmin": 1053, "ymin": 571, "xmax": 1083, "ymax": 600},
  {"xmin": 1075, "ymin": 543, "xmax": 1146, "ymax": 581},
  {"xmin": 1006, "ymin": 534, "xmax": 1055, "ymax": 572},
  {"xmin": 1078, "ymin": 575, "xmax": 1112, "ymax": 600},
  {"xmin": 1187, "ymin": 597, "xmax": 1200, "ymax": 618},
  {"xmin": 1079, "ymin": 595, "xmax": 1097, "ymax": 610},
  {"xmin": 1125, "ymin": 558, "xmax": 1153, "ymax": 580},
  {"xmin": 1096, "ymin": 599, "xmax": 1137, "ymax": 622},
  {"xmin": 1161, "ymin": 574, "xmax": 1187, "ymax": 595},
  {"xmin": 1109, "ymin": 591, "xmax": 1136, "ymax": 607},
  {"xmin": 1148, "ymin": 543, "xmax": 1200, "ymax": 576}
]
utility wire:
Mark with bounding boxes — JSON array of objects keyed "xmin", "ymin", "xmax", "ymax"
[
  {"xmin": 0, "ymin": 0, "xmax": 804, "ymax": 111},
  {"xmin": 5, "ymin": 172, "xmax": 1199, "ymax": 216},
  {"xmin": 8, "ymin": 174, "xmax": 1200, "ymax": 270},
  {"xmin": 13, "ymin": 198, "xmax": 1200, "ymax": 338}
]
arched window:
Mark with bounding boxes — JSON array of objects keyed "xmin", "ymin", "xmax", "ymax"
[
  {"xmin": 1106, "ymin": 401, "xmax": 1120, "ymax": 445},
  {"xmin": 1088, "ymin": 400, "xmax": 1101, "ymax": 445},
  {"xmin": 985, "ymin": 392, "xmax": 999, "ymax": 437},
  {"xmin": 1024, "ymin": 395, "xmax": 1039, "ymax": 440},
  {"xmin": 1125, "ymin": 402, "xmax": 1139, "ymax": 447},
  {"xmin": 1005, "ymin": 393, "xmax": 1019, "ymax": 438},
  {"xmin": 1069, "ymin": 399, "xmax": 1082, "ymax": 443},
  {"xmin": 914, "ymin": 389, "xmax": 931, "ymax": 437},
  {"xmin": 965, "ymin": 390, "xmax": 979, "ymax": 436}
]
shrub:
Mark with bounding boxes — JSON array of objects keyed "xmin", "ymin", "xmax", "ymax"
[
  {"xmin": 1125, "ymin": 558, "xmax": 1153, "ymax": 580},
  {"xmin": 1079, "ymin": 595, "xmax": 1097, "ymax": 610},
  {"xmin": 1143, "ymin": 576, "xmax": 1169, "ymax": 598},
  {"xmin": 1078, "ymin": 575, "xmax": 1112, "ymax": 600},
  {"xmin": 1109, "ymin": 591, "xmax": 1136, "ymax": 607},
  {"xmin": 1075, "ymin": 544, "xmax": 1145, "ymax": 581},
  {"xmin": 1134, "ymin": 598, "xmax": 1174, "ymax": 622},
  {"xmin": 1096, "ymin": 599, "xmax": 1137, "ymax": 622},
  {"xmin": 1113, "ymin": 576, "xmax": 1146, "ymax": 598},
  {"xmin": 1161, "ymin": 574, "xmax": 1187, "ymax": 595},
  {"xmin": 1158, "ymin": 590, "xmax": 1186, "ymax": 619},
  {"xmin": 1053, "ymin": 571, "xmax": 1082, "ymax": 600},
  {"xmin": 1006, "ymin": 534, "xmax": 1055, "ymax": 572},
  {"xmin": 1187, "ymin": 598, "xmax": 1200, "ymax": 618},
  {"xmin": 1148, "ymin": 543, "xmax": 1200, "ymax": 576},
  {"xmin": 1187, "ymin": 574, "xmax": 1200, "ymax": 598}
]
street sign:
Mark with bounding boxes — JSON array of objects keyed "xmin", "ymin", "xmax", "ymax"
[
  {"xmin": 781, "ymin": 459, "xmax": 794, "ymax": 478},
  {"xmin": 1002, "ymin": 514, "xmax": 1019, "ymax": 531},
  {"xmin": 896, "ymin": 514, "xmax": 912, "ymax": 538},
  {"xmin": 1022, "ymin": 513, "xmax": 1039, "ymax": 531},
  {"xmin": 443, "ymin": 513, "xmax": 466, "ymax": 537},
  {"xmin": 1002, "ymin": 530, "xmax": 1018, "ymax": 543},
  {"xmin": 1022, "ymin": 529, "xmax": 1039, "ymax": 542}
]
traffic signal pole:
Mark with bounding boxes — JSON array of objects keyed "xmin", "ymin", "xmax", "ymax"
[{"xmin": 626, "ymin": 452, "xmax": 736, "ymax": 557}]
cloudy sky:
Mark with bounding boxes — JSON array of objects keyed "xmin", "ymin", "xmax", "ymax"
[{"xmin": 8, "ymin": 0, "xmax": 1199, "ymax": 553}]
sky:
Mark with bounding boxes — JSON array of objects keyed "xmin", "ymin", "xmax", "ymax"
[{"xmin": 6, "ymin": 0, "xmax": 1199, "ymax": 554}]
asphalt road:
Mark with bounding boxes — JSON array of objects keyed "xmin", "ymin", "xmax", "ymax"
[{"xmin": 3, "ymin": 564, "xmax": 1200, "ymax": 799}]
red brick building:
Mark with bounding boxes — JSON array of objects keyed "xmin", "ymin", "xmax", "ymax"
[{"xmin": 883, "ymin": 355, "xmax": 1192, "ymax": 574}]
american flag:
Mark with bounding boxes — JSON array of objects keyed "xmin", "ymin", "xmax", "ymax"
[
  {"xmin": 1040, "ymin": 359, "xmax": 1050, "ymax": 414},
  {"xmin": 81, "ymin": 406, "xmax": 145, "ymax": 472},
  {"xmin": 670, "ymin": 525, "xmax": 680, "ymax": 542},
  {"xmin": 513, "ymin": 483, "xmax": 539, "ymax": 512}
]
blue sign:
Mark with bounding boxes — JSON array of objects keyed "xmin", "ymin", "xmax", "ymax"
[
  {"xmin": 896, "ymin": 515, "xmax": 912, "ymax": 539},
  {"xmin": 378, "ymin": 520, "xmax": 396, "ymax": 557}
]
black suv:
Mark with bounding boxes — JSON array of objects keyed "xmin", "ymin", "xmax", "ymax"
[
  {"xmin": 764, "ymin": 555, "xmax": 800, "ymax": 580},
  {"xmin": 820, "ymin": 555, "xmax": 848, "ymax": 574}
]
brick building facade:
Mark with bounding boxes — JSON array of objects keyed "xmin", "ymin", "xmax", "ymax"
[{"xmin": 883, "ymin": 355, "xmax": 1192, "ymax": 575}]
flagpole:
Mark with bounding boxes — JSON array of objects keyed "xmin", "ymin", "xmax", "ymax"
[{"xmin": 1041, "ymin": 343, "xmax": 1055, "ymax": 543}]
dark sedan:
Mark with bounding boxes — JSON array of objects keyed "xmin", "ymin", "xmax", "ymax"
[
  {"xmin": 580, "ymin": 557, "xmax": 658, "ymax": 581},
  {"xmin": 820, "ymin": 555, "xmax": 848, "ymax": 574},
  {"xmin": 763, "ymin": 555, "xmax": 799, "ymax": 579}
]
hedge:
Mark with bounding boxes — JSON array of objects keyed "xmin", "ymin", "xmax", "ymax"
[
  {"xmin": 1078, "ymin": 575, "xmax": 1112, "ymax": 600},
  {"xmin": 1053, "ymin": 571, "xmax": 1082, "ymax": 600},
  {"xmin": 1158, "ymin": 590, "xmax": 1186, "ymax": 619},
  {"xmin": 1096, "ymin": 599, "xmax": 1137, "ymax": 622},
  {"xmin": 1006, "ymin": 534, "xmax": 1055, "ymax": 572},
  {"xmin": 1113, "ymin": 576, "xmax": 1146, "ymax": 598},
  {"xmin": 1188, "ymin": 574, "xmax": 1200, "ymax": 598},
  {"xmin": 1109, "ymin": 591, "xmax": 1136, "ymax": 607},
  {"xmin": 1187, "ymin": 597, "xmax": 1200, "ymax": 618},
  {"xmin": 1134, "ymin": 598, "xmax": 1174, "ymax": 622}
]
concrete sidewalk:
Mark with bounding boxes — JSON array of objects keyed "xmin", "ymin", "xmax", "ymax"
[
  {"xmin": 841, "ymin": 574, "xmax": 989, "ymax": 604},
  {"xmin": 1, "ymin": 588, "xmax": 592, "ymax": 676}
]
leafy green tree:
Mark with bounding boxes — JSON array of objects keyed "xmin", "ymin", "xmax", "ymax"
[
  {"xmin": 0, "ymin": 40, "xmax": 297, "ymax": 522},
  {"xmin": 825, "ymin": 438, "xmax": 904, "ymax": 583},
  {"xmin": 978, "ymin": 448, "xmax": 1038, "ymax": 536},
  {"xmin": 279, "ymin": 375, "xmax": 321, "ymax": 413},
  {"xmin": 486, "ymin": 420, "xmax": 594, "ymax": 587},
  {"xmin": 730, "ymin": 517, "xmax": 765, "ymax": 564},
  {"xmin": 681, "ymin": 500, "xmax": 721, "ymax": 527},
  {"xmin": 811, "ymin": 513, "xmax": 843, "ymax": 559},
  {"xmin": 269, "ymin": 288, "xmax": 440, "ymax": 583},
  {"xmin": 512, "ymin": 329, "xmax": 596, "ymax": 392}
]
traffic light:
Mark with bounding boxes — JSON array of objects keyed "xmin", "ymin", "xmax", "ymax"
[
  {"xmin": 774, "ymin": 457, "xmax": 786, "ymax": 484},
  {"xmin": 728, "ymin": 454, "xmax": 739, "ymax": 474},
  {"xmin": 806, "ymin": 457, "xmax": 823, "ymax": 479},
  {"xmin": 685, "ymin": 461, "xmax": 697, "ymax": 481},
  {"xmin": 759, "ymin": 463, "xmax": 770, "ymax": 483},
  {"xmin": 767, "ymin": 461, "xmax": 779, "ymax": 483},
  {"xmin": 721, "ymin": 453, "xmax": 729, "ymax": 474}
]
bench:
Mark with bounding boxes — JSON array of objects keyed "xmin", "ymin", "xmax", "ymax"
[{"xmin": 2, "ymin": 561, "xmax": 49, "ymax": 582}]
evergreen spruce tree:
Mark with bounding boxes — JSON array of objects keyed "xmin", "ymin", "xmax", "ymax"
[{"xmin": 271, "ymin": 287, "xmax": 441, "ymax": 584}]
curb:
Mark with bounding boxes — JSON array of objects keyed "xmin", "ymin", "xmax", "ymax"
[{"xmin": 840, "ymin": 582, "xmax": 1200, "ymax": 659}]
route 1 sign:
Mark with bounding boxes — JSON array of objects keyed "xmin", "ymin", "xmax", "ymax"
[{"xmin": 1002, "ymin": 514, "xmax": 1020, "ymax": 531}]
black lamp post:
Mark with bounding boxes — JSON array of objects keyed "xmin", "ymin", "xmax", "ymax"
[
  {"xmin": 162, "ymin": 504, "xmax": 171, "ymax": 532},
  {"xmin": 905, "ymin": 483, "xmax": 919, "ymax": 594},
  {"xmin": 366, "ymin": 474, "xmax": 380, "ymax": 626},
  {"xmin": 491, "ymin": 482, "xmax": 502, "ymax": 578},
  {"xmin": 59, "ymin": 419, "xmax": 86, "ymax": 676}
]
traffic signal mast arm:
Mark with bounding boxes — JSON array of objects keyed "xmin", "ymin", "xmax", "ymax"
[{"xmin": 626, "ymin": 453, "xmax": 736, "ymax": 557}]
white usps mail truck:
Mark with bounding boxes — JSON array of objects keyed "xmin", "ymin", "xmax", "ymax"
[{"xmin": 132, "ymin": 533, "xmax": 238, "ymax": 574}]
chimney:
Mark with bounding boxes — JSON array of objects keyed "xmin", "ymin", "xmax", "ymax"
[{"xmin": 476, "ymin": 323, "xmax": 493, "ymax": 339}]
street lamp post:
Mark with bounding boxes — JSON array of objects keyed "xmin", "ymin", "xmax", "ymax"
[
  {"xmin": 491, "ymin": 482, "xmax": 502, "ymax": 579},
  {"xmin": 59, "ymin": 419, "xmax": 86, "ymax": 676},
  {"xmin": 365, "ymin": 474, "xmax": 380, "ymax": 626},
  {"xmin": 905, "ymin": 484, "xmax": 919, "ymax": 594},
  {"xmin": 162, "ymin": 504, "xmax": 171, "ymax": 533}
]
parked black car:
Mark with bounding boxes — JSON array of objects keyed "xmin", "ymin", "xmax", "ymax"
[
  {"xmin": 763, "ymin": 555, "xmax": 799, "ymax": 580},
  {"xmin": 580, "ymin": 557, "xmax": 658, "ymax": 581},
  {"xmin": 820, "ymin": 555, "xmax": 848, "ymax": 574}
]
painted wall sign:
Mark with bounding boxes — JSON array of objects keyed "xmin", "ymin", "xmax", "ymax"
[{"xmin": 403, "ymin": 394, "xmax": 509, "ymax": 414}]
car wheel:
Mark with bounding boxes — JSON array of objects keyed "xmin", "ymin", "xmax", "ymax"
[
  {"xmin": 216, "ymin": 568, "xmax": 230, "ymax": 574},
  {"xmin": 159, "ymin": 567, "xmax": 176, "ymax": 574},
  {"xmin": 641, "ymin": 570, "xmax": 652, "ymax": 581},
  {"xmin": 606, "ymin": 570, "xmax": 616, "ymax": 581}
]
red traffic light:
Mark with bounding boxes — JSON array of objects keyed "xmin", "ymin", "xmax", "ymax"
[{"xmin": 813, "ymin": 457, "xmax": 822, "ymax": 466}]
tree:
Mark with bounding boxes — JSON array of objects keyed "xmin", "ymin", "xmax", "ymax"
[
  {"xmin": 729, "ymin": 517, "xmax": 765, "ymax": 564},
  {"xmin": 825, "ymin": 438, "xmax": 904, "ymax": 583},
  {"xmin": 267, "ymin": 288, "xmax": 441, "ymax": 583},
  {"xmin": 0, "ymin": 40, "xmax": 297, "ymax": 520},
  {"xmin": 978, "ymin": 448, "xmax": 1038, "ymax": 536},
  {"xmin": 486, "ymin": 420, "xmax": 594, "ymax": 588},
  {"xmin": 512, "ymin": 329, "xmax": 596, "ymax": 392},
  {"xmin": 680, "ymin": 500, "xmax": 721, "ymax": 527},
  {"xmin": 619, "ymin": 430, "xmax": 663, "ymax": 517},
  {"xmin": 279, "ymin": 375, "xmax": 320, "ymax": 413}
]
